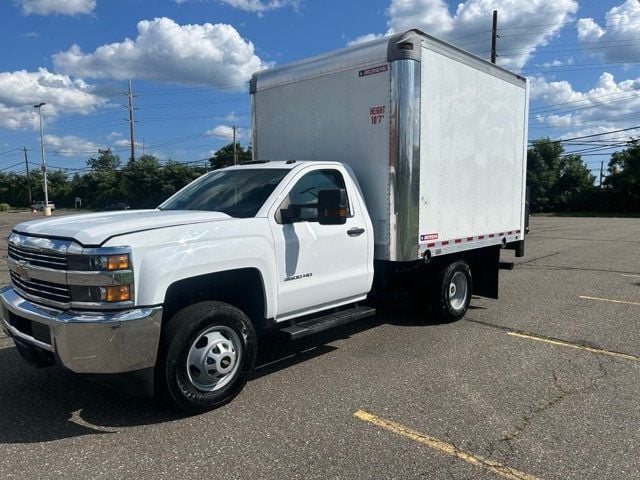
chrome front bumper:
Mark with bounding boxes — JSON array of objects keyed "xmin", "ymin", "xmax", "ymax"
[{"xmin": 0, "ymin": 286, "xmax": 162, "ymax": 374}]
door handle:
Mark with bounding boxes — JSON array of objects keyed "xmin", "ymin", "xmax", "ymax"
[{"xmin": 347, "ymin": 227, "xmax": 365, "ymax": 237}]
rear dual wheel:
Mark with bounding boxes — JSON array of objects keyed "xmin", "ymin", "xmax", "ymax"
[
  {"xmin": 410, "ymin": 260, "xmax": 472, "ymax": 322},
  {"xmin": 431, "ymin": 261, "xmax": 472, "ymax": 322}
]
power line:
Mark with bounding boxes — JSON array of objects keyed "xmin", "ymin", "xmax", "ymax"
[
  {"xmin": 530, "ymin": 93, "xmax": 640, "ymax": 117},
  {"xmin": 530, "ymin": 125, "xmax": 640, "ymax": 143},
  {"xmin": 530, "ymin": 90, "xmax": 640, "ymax": 114},
  {"xmin": 530, "ymin": 110, "xmax": 640, "ymax": 130},
  {"xmin": 0, "ymin": 162, "xmax": 25, "ymax": 172},
  {"xmin": 0, "ymin": 147, "xmax": 22, "ymax": 158}
]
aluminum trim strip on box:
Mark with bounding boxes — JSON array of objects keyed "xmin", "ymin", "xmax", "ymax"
[{"xmin": 389, "ymin": 59, "xmax": 421, "ymax": 262}]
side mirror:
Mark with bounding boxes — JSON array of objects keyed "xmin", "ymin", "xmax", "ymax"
[
  {"xmin": 280, "ymin": 206, "xmax": 299, "ymax": 224},
  {"xmin": 317, "ymin": 189, "xmax": 347, "ymax": 225}
]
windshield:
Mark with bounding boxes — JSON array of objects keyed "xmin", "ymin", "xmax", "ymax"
[{"xmin": 159, "ymin": 168, "xmax": 289, "ymax": 218}]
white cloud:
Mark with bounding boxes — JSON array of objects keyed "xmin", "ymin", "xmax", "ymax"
[
  {"xmin": 172, "ymin": 0, "xmax": 299, "ymax": 13},
  {"xmin": 536, "ymin": 113, "xmax": 573, "ymax": 127},
  {"xmin": 17, "ymin": 0, "xmax": 96, "ymax": 16},
  {"xmin": 206, "ymin": 125, "xmax": 251, "ymax": 142},
  {"xmin": 576, "ymin": 18, "xmax": 604, "ymax": 42},
  {"xmin": 53, "ymin": 17, "xmax": 268, "ymax": 89},
  {"xmin": 354, "ymin": 0, "xmax": 578, "ymax": 70},
  {"xmin": 225, "ymin": 111, "xmax": 237, "ymax": 121},
  {"xmin": 221, "ymin": 0, "xmax": 298, "ymax": 12},
  {"xmin": 530, "ymin": 76, "xmax": 582, "ymax": 104},
  {"xmin": 347, "ymin": 32, "xmax": 389, "ymax": 47},
  {"xmin": 0, "ymin": 105, "xmax": 38, "ymax": 130},
  {"xmin": 44, "ymin": 134, "xmax": 102, "ymax": 156},
  {"xmin": 531, "ymin": 72, "xmax": 640, "ymax": 136},
  {"xmin": 540, "ymin": 57, "xmax": 575, "ymax": 68},
  {"xmin": 576, "ymin": 0, "xmax": 640, "ymax": 62},
  {"xmin": 114, "ymin": 139, "xmax": 143, "ymax": 148},
  {"xmin": 106, "ymin": 131, "xmax": 122, "ymax": 141},
  {"xmin": 206, "ymin": 125, "xmax": 237, "ymax": 140},
  {"xmin": 0, "ymin": 68, "xmax": 107, "ymax": 130}
]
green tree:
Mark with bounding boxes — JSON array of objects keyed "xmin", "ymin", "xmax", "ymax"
[
  {"xmin": 527, "ymin": 138, "xmax": 564, "ymax": 211},
  {"xmin": 87, "ymin": 148, "xmax": 120, "ymax": 171},
  {"xmin": 120, "ymin": 154, "xmax": 163, "ymax": 208},
  {"xmin": 527, "ymin": 138, "xmax": 597, "ymax": 211},
  {"xmin": 83, "ymin": 148, "xmax": 122, "ymax": 208},
  {"xmin": 209, "ymin": 143, "xmax": 252, "ymax": 169},
  {"xmin": 159, "ymin": 160, "xmax": 206, "ymax": 201},
  {"xmin": 0, "ymin": 172, "xmax": 29, "ymax": 207},
  {"xmin": 552, "ymin": 155, "xmax": 597, "ymax": 211},
  {"xmin": 604, "ymin": 141, "xmax": 640, "ymax": 212}
]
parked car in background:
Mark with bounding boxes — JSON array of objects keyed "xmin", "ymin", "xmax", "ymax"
[
  {"xmin": 32, "ymin": 201, "xmax": 55, "ymax": 211},
  {"xmin": 104, "ymin": 202, "xmax": 130, "ymax": 211}
]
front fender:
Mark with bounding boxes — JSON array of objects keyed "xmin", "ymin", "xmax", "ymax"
[{"xmin": 103, "ymin": 218, "xmax": 278, "ymax": 319}]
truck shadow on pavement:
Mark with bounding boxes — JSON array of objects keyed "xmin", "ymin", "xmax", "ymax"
[{"xmin": 0, "ymin": 306, "xmax": 425, "ymax": 444}]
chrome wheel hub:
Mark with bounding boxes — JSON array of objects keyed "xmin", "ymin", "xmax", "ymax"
[
  {"xmin": 187, "ymin": 326, "xmax": 242, "ymax": 392},
  {"xmin": 448, "ymin": 271, "xmax": 468, "ymax": 311}
]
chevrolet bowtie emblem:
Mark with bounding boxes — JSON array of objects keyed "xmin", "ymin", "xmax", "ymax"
[{"xmin": 15, "ymin": 261, "xmax": 30, "ymax": 281}]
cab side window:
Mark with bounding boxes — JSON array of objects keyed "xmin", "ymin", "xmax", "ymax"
[{"xmin": 278, "ymin": 169, "xmax": 351, "ymax": 223}]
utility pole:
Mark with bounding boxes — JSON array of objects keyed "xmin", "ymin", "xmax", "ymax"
[
  {"xmin": 491, "ymin": 10, "xmax": 498, "ymax": 64},
  {"xmin": 23, "ymin": 147, "xmax": 32, "ymax": 206},
  {"xmin": 600, "ymin": 160, "xmax": 604, "ymax": 188},
  {"xmin": 33, "ymin": 102, "xmax": 51, "ymax": 216},
  {"xmin": 124, "ymin": 80, "xmax": 136, "ymax": 163},
  {"xmin": 232, "ymin": 125, "xmax": 238, "ymax": 165}
]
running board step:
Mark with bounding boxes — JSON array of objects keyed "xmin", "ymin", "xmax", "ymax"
[{"xmin": 280, "ymin": 306, "xmax": 376, "ymax": 340}]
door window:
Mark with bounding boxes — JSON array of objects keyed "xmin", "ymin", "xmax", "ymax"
[{"xmin": 278, "ymin": 169, "xmax": 351, "ymax": 223}]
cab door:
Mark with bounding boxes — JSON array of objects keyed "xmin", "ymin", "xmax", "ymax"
[{"xmin": 268, "ymin": 166, "xmax": 370, "ymax": 319}]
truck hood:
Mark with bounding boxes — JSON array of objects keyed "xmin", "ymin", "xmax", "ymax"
[{"xmin": 13, "ymin": 210, "xmax": 232, "ymax": 246}]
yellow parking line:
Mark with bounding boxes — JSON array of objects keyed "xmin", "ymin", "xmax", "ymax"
[
  {"xmin": 507, "ymin": 332, "xmax": 640, "ymax": 362},
  {"xmin": 353, "ymin": 409, "xmax": 540, "ymax": 480},
  {"xmin": 579, "ymin": 295, "xmax": 640, "ymax": 306}
]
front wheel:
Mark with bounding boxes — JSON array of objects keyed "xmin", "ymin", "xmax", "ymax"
[
  {"xmin": 158, "ymin": 301, "xmax": 257, "ymax": 413},
  {"xmin": 430, "ymin": 261, "xmax": 472, "ymax": 322}
]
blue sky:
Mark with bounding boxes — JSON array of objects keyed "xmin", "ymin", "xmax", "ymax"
[{"xmin": 1, "ymin": 0, "xmax": 639, "ymax": 178}]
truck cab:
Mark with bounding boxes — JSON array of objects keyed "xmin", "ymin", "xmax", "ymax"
[{"xmin": 2, "ymin": 161, "xmax": 376, "ymax": 412}]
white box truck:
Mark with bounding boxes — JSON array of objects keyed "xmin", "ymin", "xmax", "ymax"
[
  {"xmin": 1, "ymin": 29, "xmax": 528, "ymax": 412},
  {"xmin": 251, "ymin": 29, "xmax": 528, "ymax": 266}
]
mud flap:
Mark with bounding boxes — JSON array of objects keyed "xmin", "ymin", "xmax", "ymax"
[{"xmin": 469, "ymin": 246, "xmax": 500, "ymax": 299}]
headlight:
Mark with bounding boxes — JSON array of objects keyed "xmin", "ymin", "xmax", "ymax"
[
  {"xmin": 96, "ymin": 254, "xmax": 130, "ymax": 271},
  {"xmin": 68, "ymin": 253, "xmax": 131, "ymax": 271},
  {"xmin": 70, "ymin": 284, "xmax": 132, "ymax": 303},
  {"xmin": 102, "ymin": 285, "xmax": 131, "ymax": 302},
  {"xmin": 67, "ymin": 247, "xmax": 134, "ymax": 307}
]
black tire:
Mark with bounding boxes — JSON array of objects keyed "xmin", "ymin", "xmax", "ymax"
[
  {"xmin": 430, "ymin": 261, "xmax": 472, "ymax": 322},
  {"xmin": 158, "ymin": 301, "xmax": 257, "ymax": 413}
]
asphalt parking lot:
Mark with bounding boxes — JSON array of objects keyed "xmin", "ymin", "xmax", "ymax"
[{"xmin": 0, "ymin": 211, "xmax": 639, "ymax": 479}]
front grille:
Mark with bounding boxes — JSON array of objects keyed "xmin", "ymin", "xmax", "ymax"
[
  {"xmin": 8, "ymin": 244, "xmax": 68, "ymax": 270},
  {"xmin": 10, "ymin": 271, "xmax": 71, "ymax": 304},
  {"xmin": 6, "ymin": 311, "xmax": 52, "ymax": 345}
]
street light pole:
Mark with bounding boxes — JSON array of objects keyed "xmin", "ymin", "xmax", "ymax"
[{"xmin": 34, "ymin": 102, "xmax": 51, "ymax": 216}]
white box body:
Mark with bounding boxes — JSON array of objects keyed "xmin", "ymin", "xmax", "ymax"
[{"xmin": 251, "ymin": 29, "xmax": 529, "ymax": 262}]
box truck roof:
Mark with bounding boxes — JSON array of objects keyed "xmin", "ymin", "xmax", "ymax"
[{"xmin": 251, "ymin": 29, "xmax": 526, "ymax": 94}]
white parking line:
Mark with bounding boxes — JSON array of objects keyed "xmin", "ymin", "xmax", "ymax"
[
  {"xmin": 507, "ymin": 331, "xmax": 640, "ymax": 362},
  {"xmin": 354, "ymin": 410, "xmax": 540, "ymax": 480},
  {"xmin": 579, "ymin": 295, "xmax": 640, "ymax": 306}
]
